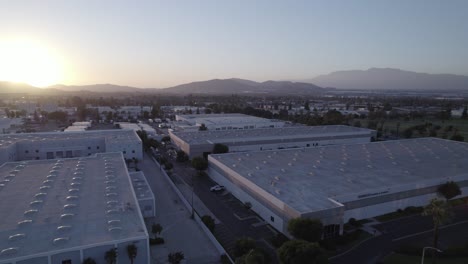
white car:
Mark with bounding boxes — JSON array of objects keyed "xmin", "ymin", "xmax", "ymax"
[{"xmin": 210, "ymin": 185, "xmax": 225, "ymax": 192}]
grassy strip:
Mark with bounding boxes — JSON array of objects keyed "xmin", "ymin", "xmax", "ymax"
[{"xmin": 375, "ymin": 206, "xmax": 423, "ymax": 222}]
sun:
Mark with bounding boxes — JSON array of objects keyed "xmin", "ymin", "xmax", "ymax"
[{"xmin": 0, "ymin": 38, "xmax": 65, "ymax": 87}]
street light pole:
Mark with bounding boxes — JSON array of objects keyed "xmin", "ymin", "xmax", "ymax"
[
  {"xmin": 421, "ymin": 246, "xmax": 442, "ymax": 264},
  {"xmin": 190, "ymin": 173, "xmax": 194, "ymax": 219}
]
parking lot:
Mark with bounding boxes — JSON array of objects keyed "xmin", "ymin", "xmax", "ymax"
[{"xmin": 156, "ymin": 146, "xmax": 279, "ymax": 261}]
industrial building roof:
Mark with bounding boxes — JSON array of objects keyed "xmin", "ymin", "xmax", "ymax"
[
  {"xmin": 129, "ymin": 171, "xmax": 154, "ymax": 201},
  {"xmin": 172, "ymin": 125, "xmax": 374, "ymax": 144},
  {"xmin": 209, "ymin": 138, "xmax": 468, "ymax": 214},
  {"xmin": 176, "ymin": 113, "xmax": 283, "ymax": 126},
  {"xmin": 0, "ymin": 152, "xmax": 147, "ymax": 262},
  {"xmin": 0, "ymin": 130, "xmax": 140, "ymax": 149}
]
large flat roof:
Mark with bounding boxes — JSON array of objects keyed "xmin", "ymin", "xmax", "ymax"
[
  {"xmin": 176, "ymin": 113, "xmax": 282, "ymax": 125},
  {"xmin": 0, "ymin": 153, "xmax": 147, "ymax": 262},
  {"xmin": 209, "ymin": 138, "xmax": 468, "ymax": 214},
  {"xmin": 0, "ymin": 129, "xmax": 139, "ymax": 149},
  {"xmin": 172, "ymin": 125, "xmax": 374, "ymax": 145}
]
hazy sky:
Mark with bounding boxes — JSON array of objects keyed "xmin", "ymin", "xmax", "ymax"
[{"xmin": 1, "ymin": 0, "xmax": 467, "ymax": 87}]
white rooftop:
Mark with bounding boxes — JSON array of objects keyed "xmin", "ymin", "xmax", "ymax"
[
  {"xmin": 129, "ymin": 171, "xmax": 154, "ymax": 201},
  {"xmin": 209, "ymin": 138, "xmax": 468, "ymax": 214},
  {"xmin": 177, "ymin": 113, "xmax": 282, "ymax": 125},
  {"xmin": 0, "ymin": 130, "xmax": 139, "ymax": 149},
  {"xmin": 0, "ymin": 153, "xmax": 147, "ymax": 262},
  {"xmin": 172, "ymin": 125, "xmax": 374, "ymax": 145}
]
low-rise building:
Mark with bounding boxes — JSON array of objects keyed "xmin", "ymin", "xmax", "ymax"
[
  {"xmin": 0, "ymin": 152, "xmax": 149, "ymax": 264},
  {"xmin": 207, "ymin": 138, "xmax": 468, "ymax": 237},
  {"xmin": 174, "ymin": 113, "xmax": 284, "ymax": 131},
  {"xmin": 170, "ymin": 125, "xmax": 376, "ymax": 158},
  {"xmin": 0, "ymin": 130, "xmax": 143, "ymax": 165}
]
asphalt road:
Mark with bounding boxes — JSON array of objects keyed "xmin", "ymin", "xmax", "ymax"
[{"xmin": 330, "ymin": 205, "xmax": 468, "ymax": 264}]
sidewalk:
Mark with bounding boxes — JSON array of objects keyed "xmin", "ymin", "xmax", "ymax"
[{"xmin": 139, "ymin": 154, "xmax": 220, "ymax": 264}]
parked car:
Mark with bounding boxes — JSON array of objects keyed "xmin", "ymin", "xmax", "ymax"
[{"xmin": 210, "ymin": 185, "xmax": 225, "ymax": 192}]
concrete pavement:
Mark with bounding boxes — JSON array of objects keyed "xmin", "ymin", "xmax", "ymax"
[{"xmin": 138, "ymin": 153, "xmax": 220, "ymax": 264}]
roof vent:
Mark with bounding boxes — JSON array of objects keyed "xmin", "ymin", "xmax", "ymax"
[
  {"xmin": 34, "ymin": 193, "xmax": 47, "ymax": 198},
  {"xmin": 30, "ymin": 200, "xmax": 43, "ymax": 206},
  {"xmin": 107, "ymin": 200, "xmax": 119, "ymax": 205},
  {"xmin": 24, "ymin": 209, "xmax": 38, "ymax": 216},
  {"xmin": 18, "ymin": 220, "xmax": 33, "ymax": 227},
  {"xmin": 108, "ymin": 227, "xmax": 122, "ymax": 232},
  {"xmin": 57, "ymin": 225, "xmax": 72, "ymax": 231},
  {"xmin": 39, "ymin": 186, "xmax": 51, "ymax": 190},
  {"xmin": 63, "ymin": 204, "xmax": 77, "ymax": 209},
  {"xmin": 60, "ymin": 213, "xmax": 74, "ymax": 220},
  {"xmin": 108, "ymin": 220, "xmax": 121, "ymax": 225},
  {"xmin": 70, "ymin": 182, "xmax": 81, "ymax": 187},
  {"xmin": 106, "ymin": 193, "xmax": 118, "ymax": 197},
  {"xmin": 53, "ymin": 237, "xmax": 69, "ymax": 245},
  {"xmin": 0, "ymin": 247, "xmax": 19, "ymax": 256},
  {"xmin": 66, "ymin": 196, "xmax": 79, "ymax": 201},
  {"xmin": 68, "ymin": 189, "xmax": 80, "ymax": 194},
  {"xmin": 72, "ymin": 177, "xmax": 83, "ymax": 181},
  {"xmin": 8, "ymin": 234, "xmax": 26, "ymax": 241},
  {"xmin": 106, "ymin": 209, "xmax": 119, "ymax": 214}
]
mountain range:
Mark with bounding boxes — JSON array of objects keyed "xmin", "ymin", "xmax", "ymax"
[
  {"xmin": 309, "ymin": 68, "xmax": 468, "ymax": 90},
  {"xmin": 1, "ymin": 68, "xmax": 468, "ymax": 94}
]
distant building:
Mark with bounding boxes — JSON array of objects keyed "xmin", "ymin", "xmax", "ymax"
[
  {"xmin": 0, "ymin": 152, "xmax": 150, "ymax": 264},
  {"xmin": 170, "ymin": 125, "xmax": 376, "ymax": 158},
  {"xmin": 0, "ymin": 130, "xmax": 143, "ymax": 164},
  {"xmin": 174, "ymin": 113, "xmax": 284, "ymax": 132},
  {"xmin": 208, "ymin": 138, "xmax": 468, "ymax": 237}
]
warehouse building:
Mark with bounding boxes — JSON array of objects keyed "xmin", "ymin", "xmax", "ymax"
[
  {"xmin": 0, "ymin": 152, "xmax": 149, "ymax": 264},
  {"xmin": 0, "ymin": 130, "xmax": 143, "ymax": 165},
  {"xmin": 174, "ymin": 113, "xmax": 284, "ymax": 132},
  {"xmin": 207, "ymin": 138, "xmax": 468, "ymax": 237},
  {"xmin": 170, "ymin": 125, "xmax": 376, "ymax": 158}
]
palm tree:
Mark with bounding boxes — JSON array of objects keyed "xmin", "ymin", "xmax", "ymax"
[
  {"xmin": 422, "ymin": 198, "xmax": 453, "ymax": 249},
  {"xmin": 82, "ymin": 257, "xmax": 97, "ymax": 264},
  {"xmin": 104, "ymin": 248, "xmax": 117, "ymax": 264},
  {"xmin": 127, "ymin": 244, "xmax": 138, "ymax": 264}
]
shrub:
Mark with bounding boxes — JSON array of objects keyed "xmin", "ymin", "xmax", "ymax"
[
  {"xmin": 270, "ymin": 233, "xmax": 289, "ymax": 248},
  {"xmin": 220, "ymin": 254, "xmax": 230, "ymax": 264},
  {"xmin": 234, "ymin": 238, "xmax": 256, "ymax": 257},
  {"xmin": 201, "ymin": 215, "xmax": 216, "ymax": 232},
  {"xmin": 150, "ymin": 237, "xmax": 165, "ymax": 245},
  {"xmin": 168, "ymin": 251, "xmax": 184, "ymax": 264}
]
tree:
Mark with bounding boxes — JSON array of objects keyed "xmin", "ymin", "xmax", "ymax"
[
  {"xmin": 127, "ymin": 244, "xmax": 137, "ymax": 264},
  {"xmin": 48, "ymin": 111, "xmax": 68, "ymax": 123},
  {"xmin": 422, "ymin": 198, "xmax": 453, "ymax": 249},
  {"xmin": 213, "ymin": 143, "xmax": 229, "ymax": 154},
  {"xmin": 450, "ymin": 134, "xmax": 464, "ymax": 142},
  {"xmin": 152, "ymin": 223, "xmax": 163, "ymax": 238},
  {"xmin": 278, "ymin": 240, "xmax": 327, "ymax": 264},
  {"xmin": 199, "ymin": 123, "xmax": 208, "ymax": 131},
  {"xmin": 82, "ymin": 258, "xmax": 97, "ymax": 264},
  {"xmin": 104, "ymin": 248, "xmax": 117, "ymax": 264},
  {"xmin": 168, "ymin": 252, "xmax": 185, "ymax": 264},
  {"xmin": 462, "ymin": 105, "xmax": 468, "ymax": 119},
  {"xmin": 437, "ymin": 181, "xmax": 461, "ymax": 200},
  {"xmin": 176, "ymin": 150, "xmax": 189, "ymax": 162},
  {"xmin": 191, "ymin": 156, "xmax": 208, "ymax": 172},
  {"xmin": 161, "ymin": 136, "xmax": 171, "ymax": 143},
  {"xmin": 234, "ymin": 238, "xmax": 257, "ymax": 258},
  {"xmin": 201, "ymin": 215, "xmax": 215, "ymax": 232},
  {"xmin": 287, "ymin": 218, "xmax": 323, "ymax": 242},
  {"xmin": 236, "ymin": 249, "xmax": 267, "ymax": 264},
  {"xmin": 304, "ymin": 101, "xmax": 310, "ymax": 111}
]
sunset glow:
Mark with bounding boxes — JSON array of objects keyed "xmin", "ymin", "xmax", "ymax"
[{"xmin": 0, "ymin": 38, "xmax": 65, "ymax": 87}]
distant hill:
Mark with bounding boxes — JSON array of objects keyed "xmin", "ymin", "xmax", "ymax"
[
  {"xmin": 0, "ymin": 82, "xmax": 43, "ymax": 94},
  {"xmin": 309, "ymin": 68, "xmax": 468, "ymax": 90},
  {"xmin": 48, "ymin": 83, "xmax": 144, "ymax": 93},
  {"xmin": 161, "ymin": 78, "xmax": 325, "ymax": 95}
]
